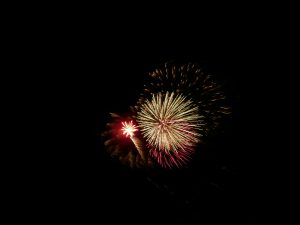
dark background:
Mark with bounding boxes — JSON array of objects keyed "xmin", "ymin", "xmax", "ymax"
[{"xmin": 27, "ymin": 19, "xmax": 261, "ymax": 224}]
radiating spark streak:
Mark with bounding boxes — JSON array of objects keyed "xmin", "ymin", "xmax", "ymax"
[{"xmin": 137, "ymin": 92, "xmax": 202, "ymax": 155}]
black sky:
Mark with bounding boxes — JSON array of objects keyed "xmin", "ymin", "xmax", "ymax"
[{"xmin": 31, "ymin": 19, "xmax": 261, "ymax": 224}]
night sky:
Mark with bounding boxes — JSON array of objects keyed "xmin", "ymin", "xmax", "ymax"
[{"xmin": 35, "ymin": 21, "xmax": 260, "ymax": 224}]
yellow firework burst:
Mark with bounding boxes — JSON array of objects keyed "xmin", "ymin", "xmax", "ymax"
[{"xmin": 137, "ymin": 91, "xmax": 203, "ymax": 155}]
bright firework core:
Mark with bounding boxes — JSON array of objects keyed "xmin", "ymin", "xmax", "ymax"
[
  {"xmin": 121, "ymin": 121, "xmax": 138, "ymax": 138},
  {"xmin": 159, "ymin": 119, "xmax": 174, "ymax": 128}
]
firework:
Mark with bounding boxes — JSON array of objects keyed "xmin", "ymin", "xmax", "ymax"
[
  {"xmin": 138, "ymin": 62, "xmax": 231, "ymax": 135},
  {"xmin": 102, "ymin": 61, "xmax": 231, "ymax": 169},
  {"xmin": 102, "ymin": 112, "xmax": 153, "ymax": 168},
  {"xmin": 121, "ymin": 121, "xmax": 138, "ymax": 138},
  {"xmin": 137, "ymin": 91, "xmax": 203, "ymax": 167}
]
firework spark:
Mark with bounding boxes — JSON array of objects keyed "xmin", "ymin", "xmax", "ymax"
[{"xmin": 137, "ymin": 91, "xmax": 203, "ymax": 167}]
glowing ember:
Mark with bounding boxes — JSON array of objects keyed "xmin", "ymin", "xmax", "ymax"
[{"xmin": 121, "ymin": 121, "xmax": 138, "ymax": 137}]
